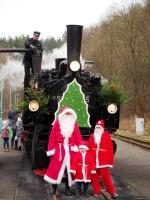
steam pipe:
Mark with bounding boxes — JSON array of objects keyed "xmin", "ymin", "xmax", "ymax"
[{"xmin": 0, "ymin": 48, "xmax": 30, "ymax": 53}]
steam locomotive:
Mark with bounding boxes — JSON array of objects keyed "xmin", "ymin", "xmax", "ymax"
[
  {"xmin": 0, "ymin": 25, "xmax": 119, "ymax": 170},
  {"xmin": 21, "ymin": 25, "xmax": 119, "ymax": 170}
]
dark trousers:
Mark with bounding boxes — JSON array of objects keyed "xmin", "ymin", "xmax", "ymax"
[
  {"xmin": 24, "ymin": 60, "xmax": 33, "ymax": 88},
  {"xmin": 11, "ymin": 129, "xmax": 16, "ymax": 148},
  {"xmin": 3, "ymin": 138, "xmax": 9, "ymax": 148},
  {"xmin": 51, "ymin": 169, "xmax": 71, "ymax": 194},
  {"xmin": 76, "ymin": 182, "xmax": 89, "ymax": 192}
]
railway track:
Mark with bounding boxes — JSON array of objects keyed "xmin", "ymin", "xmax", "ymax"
[{"xmin": 113, "ymin": 134, "xmax": 150, "ymax": 150}]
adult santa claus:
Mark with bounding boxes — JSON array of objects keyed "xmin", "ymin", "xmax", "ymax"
[
  {"xmin": 44, "ymin": 107, "xmax": 82, "ymax": 195},
  {"xmin": 88, "ymin": 119, "xmax": 118, "ymax": 199}
]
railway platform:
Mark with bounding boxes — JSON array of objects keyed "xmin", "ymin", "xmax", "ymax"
[
  {"xmin": 14, "ymin": 149, "xmax": 147, "ymax": 200},
  {"xmin": 0, "ymin": 136, "xmax": 149, "ymax": 200},
  {"xmin": 114, "ymin": 130, "xmax": 150, "ymax": 143},
  {"xmin": 0, "ymin": 146, "xmax": 20, "ymax": 200},
  {"xmin": 113, "ymin": 131, "xmax": 150, "ymax": 150}
]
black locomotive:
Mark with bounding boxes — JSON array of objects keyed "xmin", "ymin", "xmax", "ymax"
[
  {"xmin": 0, "ymin": 25, "xmax": 119, "ymax": 170},
  {"xmin": 21, "ymin": 25, "xmax": 119, "ymax": 170}
]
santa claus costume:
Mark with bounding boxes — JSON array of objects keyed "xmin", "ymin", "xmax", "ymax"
[
  {"xmin": 70, "ymin": 141, "xmax": 96, "ymax": 197},
  {"xmin": 44, "ymin": 107, "xmax": 82, "ymax": 194},
  {"xmin": 88, "ymin": 120, "xmax": 118, "ymax": 199}
]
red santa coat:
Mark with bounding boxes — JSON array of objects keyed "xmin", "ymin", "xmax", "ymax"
[
  {"xmin": 44, "ymin": 120, "xmax": 82, "ymax": 186},
  {"xmin": 70, "ymin": 151, "xmax": 96, "ymax": 182},
  {"xmin": 88, "ymin": 131, "xmax": 114, "ymax": 168}
]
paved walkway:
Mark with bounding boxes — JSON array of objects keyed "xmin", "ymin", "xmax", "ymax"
[
  {"xmin": 0, "ymin": 138, "xmax": 21, "ymax": 200},
  {"xmin": 113, "ymin": 138, "xmax": 150, "ymax": 200}
]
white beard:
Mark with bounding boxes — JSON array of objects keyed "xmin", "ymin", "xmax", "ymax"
[
  {"xmin": 59, "ymin": 114, "xmax": 76, "ymax": 138},
  {"xmin": 94, "ymin": 129, "xmax": 103, "ymax": 146}
]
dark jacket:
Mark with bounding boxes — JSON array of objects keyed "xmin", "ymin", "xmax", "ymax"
[{"xmin": 23, "ymin": 37, "xmax": 43, "ymax": 64}]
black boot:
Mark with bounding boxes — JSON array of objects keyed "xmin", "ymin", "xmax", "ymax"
[
  {"xmin": 50, "ymin": 184, "xmax": 57, "ymax": 195},
  {"xmin": 75, "ymin": 189, "xmax": 81, "ymax": 197},
  {"xmin": 84, "ymin": 191, "xmax": 90, "ymax": 198},
  {"xmin": 65, "ymin": 186, "xmax": 72, "ymax": 196},
  {"xmin": 84, "ymin": 183, "xmax": 90, "ymax": 198},
  {"xmin": 65, "ymin": 175, "xmax": 72, "ymax": 196},
  {"xmin": 111, "ymin": 196, "xmax": 119, "ymax": 200}
]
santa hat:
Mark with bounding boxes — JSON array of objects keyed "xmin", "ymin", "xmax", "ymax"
[
  {"xmin": 58, "ymin": 107, "xmax": 77, "ymax": 120},
  {"xmin": 79, "ymin": 141, "xmax": 89, "ymax": 150},
  {"xmin": 95, "ymin": 119, "xmax": 104, "ymax": 128}
]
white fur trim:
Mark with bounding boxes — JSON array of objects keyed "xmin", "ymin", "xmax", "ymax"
[
  {"xmin": 95, "ymin": 125, "xmax": 104, "ymax": 128},
  {"xmin": 44, "ymin": 175, "xmax": 58, "ymax": 184},
  {"xmin": 95, "ymin": 125, "xmax": 101, "ymax": 128},
  {"xmin": 108, "ymin": 165, "xmax": 113, "ymax": 168},
  {"xmin": 91, "ymin": 170, "xmax": 96, "ymax": 174},
  {"xmin": 46, "ymin": 149, "xmax": 55, "ymax": 157},
  {"xmin": 96, "ymin": 164, "xmax": 113, "ymax": 168},
  {"xmin": 56, "ymin": 144, "xmax": 74, "ymax": 187},
  {"xmin": 59, "ymin": 108, "xmax": 77, "ymax": 120},
  {"xmin": 69, "ymin": 170, "xmax": 76, "ymax": 174},
  {"xmin": 79, "ymin": 145, "xmax": 89, "ymax": 150},
  {"xmin": 71, "ymin": 145, "xmax": 79, "ymax": 152},
  {"xmin": 56, "ymin": 156, "xmax": 67, "ymax": 184},
  {"xmin": 75, "ymin": 179, "xmax": 91, "ymax": 182}
]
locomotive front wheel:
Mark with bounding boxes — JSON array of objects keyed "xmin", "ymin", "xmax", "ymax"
[{"xmin": 31, "ymin": 125, "xmax": 41, "ymax": 169}]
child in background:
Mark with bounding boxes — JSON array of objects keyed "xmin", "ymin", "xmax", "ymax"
[
  {"xmin": 1, "ymin": 120, "xmax": 13, "ymax": 152},
  {"xmin": 70, "ymin": 141, "xmax": 96, "ymax": 198}
]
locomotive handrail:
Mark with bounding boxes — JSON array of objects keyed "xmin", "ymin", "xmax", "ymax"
[{"xmin": 0, "ymin": 48, "xmax": 30, "ymax": 53}]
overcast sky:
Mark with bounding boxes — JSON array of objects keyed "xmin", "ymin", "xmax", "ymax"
[{"xmin": 0, "ymin": 0, "xmax": 143, "ymax": 39}]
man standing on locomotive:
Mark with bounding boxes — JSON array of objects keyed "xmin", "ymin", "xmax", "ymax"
[
  {"xmin": 88, "ymin": 119, "xmax": 119, "ymax": 199},
  {"xmin": 22, "ymin": 31, "xmax": 43, "ymax": 88},
  {"xmin": 44, "ymin": 107, "xmax": 82, "ymax": 196}
]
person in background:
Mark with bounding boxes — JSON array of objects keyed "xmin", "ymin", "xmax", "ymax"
[
  {"xmin": 44, "ymin": 107, "xmax": 82, "ymax": 196},
  {"xmin": 1, "ymin": 120, "xmax": 13, "ymax": 152},
  {"xmin": 88, "ymin": 119, "xmax": 119, "ymax": 199},
  {"xmin": 15, "ymin": 116, "xmax": 23, "ymax": 150},
  {"xmin": 22, "ymin": 31, "xmax": 43, "ymax": 88},
  {"xmin": 70, "ymin": 140, "xmax": 96, "ymax": 198},
  {"xmin": 10, "ymin": 119, "xmax": 16, "ymax": 149},
  {"xmin": 7, "ymin": 109, "xmax": 16, "ymax": 148}
]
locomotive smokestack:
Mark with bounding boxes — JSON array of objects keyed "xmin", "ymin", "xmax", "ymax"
[{"xmin": 67, "ymin": 25, "xmax": 83, "ymax": 64}]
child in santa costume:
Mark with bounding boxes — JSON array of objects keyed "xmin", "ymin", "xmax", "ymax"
[
  {"xmin": 44, "ymin": 107, "xmax": 82, "ymax": 196},
  {"xmin": 70, "ymin": 141, "xmax": 96, "ymax": 198},
  {"xmin": 88, "ymin": 119, "xmax": 119, "ymax": 199}
]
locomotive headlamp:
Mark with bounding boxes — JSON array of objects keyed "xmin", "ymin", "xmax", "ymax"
[
  {"xmin": 70, "ymin": 61, "xmax": 80, "ymax": 72},
  {"xmin": 107, "ymin": 103, "xmax": 117, "ymax": 114},
  {"xmin": 29, "ymin": 100, "xmax": 39, "ymax": 112}
]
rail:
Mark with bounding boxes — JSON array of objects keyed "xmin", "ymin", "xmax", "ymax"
[{"xmin": 113, "ymin": 133, "xmax": 150, "ymax": 150}]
